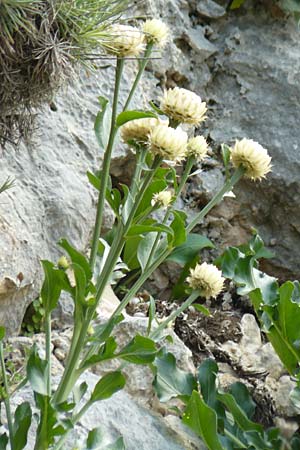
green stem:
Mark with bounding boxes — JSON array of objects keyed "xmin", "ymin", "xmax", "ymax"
[
  {"xmin": 150, "ymin": 291, "xmax": 199, "ymax": 339},
  {"xmin": 186, "ymin": 166, "xmax": 245, "ymax": 233},
  {"xmin": 52, "ymin": 401, "xmax": 92, "ymax": 450},
  {"xmin": 130, "ymin": 148, "xmax": 147, "ymax": 200},
  {"xmin": 145, "ymin": 157, "xmax": 195, "ymax": 269},
  {"xmin": 45, "ymin": 312, "xmax": 51, "ymax": 396},
  {"xmin": 123, "ymin": 43, "xmax": 153, "ymax": 111},
  {"xmin": 224, "ymin": 428, "xmax": 247, "ymax": 448},
  {"xmin": 109, "ymin": 167, "xmax": 246, "ymax": 320},
  {"xmin": 0, "ymin": 342, "xmax": 14, "ymax": 448},
  {"xmin": 89, "ymin": 57, "xmax": 125, "ymax": 271},
  {"xmin": 54, "ymin": 158, "xmax": 162, "ymax": 404}
]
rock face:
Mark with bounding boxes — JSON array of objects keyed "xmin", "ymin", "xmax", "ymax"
[
  {"xmin": 9, "ymin": 372, "xmax": 204, "ymax": 450},
  {"xmin": 0, "ymin": 0, "xmax": 299, "ymax": 329}
]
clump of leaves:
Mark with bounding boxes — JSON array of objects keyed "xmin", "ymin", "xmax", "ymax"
[
  {"xmin": 22, "ymin": 297, "xmax": 45, "ymax": 335},
  {"xmin": 0, "ymin": 0, "xmax": 129, "ymax": 148},
  {"xmin": 153, "ymin": 355, "xmax": 300, "ymax": 450}
]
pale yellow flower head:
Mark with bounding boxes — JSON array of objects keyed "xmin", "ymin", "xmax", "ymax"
[
  {"xmin": 186, "ymin": 262, "xmax": 224, "ymax": 299},
  {"xmin": 150, "ymin": 124, "xmax": 188, "ymax": 162},
  {"xmin": 142, "ymin": 19, "xmax": 169, "ymax": 47},
  {"xmin": 121, "ymin": 118, "xmax": 168, "ymax": 144},
  {"xmin": 231, "ymin": 138, "xmax": 272, "ymax": 180},
  {"xmin": 160, "ymin": 87, "xmax": 207, "ymax": 126},
  {"xmin": 151, "ymin": 190, "xmax": 173, "ymax": 208},
  {"xmin": 186, "ymin": 136, "xmax": 209, "ymax": 161},
  {"xmin": 107, "ymin": 24, "xmax": 145, "ymax": 57}
]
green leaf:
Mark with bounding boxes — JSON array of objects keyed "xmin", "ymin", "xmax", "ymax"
[
  {"xmin": 147, "ymin": 296, "xmax": 156, "ymax": 335},
  {"xmin": 86, "ymin": 428, "xmax": 104, "ymax": 449},
  {"xmin": 59, "ymin": 239, "xmax": 92, "ymax": 282},
  {"xmin": 230, "ymin": 0, "xmax": 246, "ymax": 9},
  {"xmin": 73, "ymin": 381, "xmax": 88, "ymax": 405},
  {"xmin": 85, "ymin": 428, "xmax": 125, "ymax": 450},
  {"xmin": 123, "ymin": 235, "xmax": 142, "ymax": 270},
  {"xmin": 116, "ymin": 110, "xmax": 157, "ymax": 127},
  {"xmin": 135, "ymin": 178, "xmax": 168, "ymax": 218},
  {"xmin": 34, "ymin": 393, "xmax": 67, "ymax": 448},
  {"xmin": 87, "ymin": 171, "xmax": 101, "ymax": 191},
  {"xmin": 12, "ymin": 402, "xmax": 32, "ymax": 450},
  {"xmin": 0, "ymin": 327, "xmax": 5, "ymax": 341},
  {"xmin": 41, "ymin": 261, "xmax": 65, "ymax": 312},
  {"xmin": 126, "ymin": 224, "xmax": 173, "ymax": 238},
  {"xmin": 27, "ymin": 346, "xmax": 48, "ymax": 395},
  {"xmin": 182, "ymin": 391, "xmax": 224, "ymax": 450},
  {"xmin": 221, "ymin": 144, "xmax": 231, "ymax": 169},
  {"xmin": 169, "ymin": 211, "xmax": 186, "ymax": 247},
  {"xmin": 193, "ymin": 304, "xmax": 210, "ymax": 316},
  {"xmin": 94, "ymin": 96, "xmax": 110, "ymax": 149},
  {"xmin": 167, "ymin": 233, "xmax": 214, "ymax": 266},
  {"xmin": 72, "ymin": 262, "xmax": 88, "ymax": 305},
  {"xmin": 290, "ymin": 386, "xmax": 300, "ymax": 410},
  {"xmin": 153, "ymin": 351, "xmax": 197, "ymax": 402},
  {"xmin": 90, "ymin": 371, "xmax": 126, "ymax": 403},
  {"xmin": 217, "ymin": 391, "xmax": 263, "ymax": 433},
  {"xmin": 198, "ymin": 359, "xmax": 218, "ymax": 407},
  {"xmin": 278, "ymin": 281, "xmax": 300, "ymax": 350},
  {"xmin": 81, "ymin": 336, "xmax": 118, "ymax": 370},
  {"xmin": 0, "ymin": 434, "xmax": 8, "ymax": 450},
  {"xmin": 149, "ymin": 101, "xmax": 165, "ymax": 115},
  {"xmin": 137, "ymin": 232, "xmax": 157, "ymax": 272},
  {"xmin": 228, "ymin": 383, "xmax": 256, "ymax": 419},
  {"xmin": 117, "ymin": 335, "xmax": 157, "ymax": 364}
]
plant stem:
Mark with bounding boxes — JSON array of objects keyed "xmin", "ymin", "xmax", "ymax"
[
  {"xmin": 224, "ymin": 428, "xmax": 247, "ymax": 448},
  {"xmin": 54, "ymin": 157, "xmax": 162, "ymax": 404},
  {"xmin": 145, "ymin": 157, "xmax": 195, "ymax": 269},
  {"xmin": 123, "ymin": 43, "xmax": 153, "ymax": 111},
  {"xmin": 0, "ymin": 342, "xmax": 14, "ymax": 448},
  {"xmin": 109, "ymin": 167, "xmax": 246, "ymax": 320},
  {"xmin": 150, "ymin": 291, "xmax": 199, "ymax": 339},
  {"xmin": 52, "ymin": 401, "xmax": 92, "ymax": 450},
  {"xmin": 89, "ymin": 57, "xmax": 125, "ymax": 271},
  {"xmin": 45, "ymin": 312, "xmax": 52, "ymax": 396},
  {"xmin": 186, "ymin": 166, "xmax": 245, "ymax": 233}
]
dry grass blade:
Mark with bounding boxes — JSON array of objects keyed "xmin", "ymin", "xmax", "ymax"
[{"xmin": 0, "ymin": 0, "xmax": 131, "ymax": 148}]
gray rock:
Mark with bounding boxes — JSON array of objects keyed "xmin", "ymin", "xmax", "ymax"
[
  {"xmin": 8, "ymin": 372, "xmax": 204, "ymax": 450},
  {"xmin": 193, "ymin": 0, "xmax": 226, "ymax": 19}
]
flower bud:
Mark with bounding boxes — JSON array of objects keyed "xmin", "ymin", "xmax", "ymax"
[
  {"xmin": 186, "ymin": 262, "xmax": 224, "ymax": 299},
  {"xmin": 160, "ymin": 87, "xmax": 207, "ymax": 126},
  {"xmin": 142, "ymin": 19, "xmax": 169, "ymax": 47},
  {"xmin": 230, "ymin": 138, "xmax": 272, "ymax": 180},
  {"xmin": 150, "ymin": 124, "xmax": 188, "ymax": 162},
  {"xmin": 107, "ymin": 24, "xmax": 145, "ymax": 57},
  {"xmin": 186, "ymin": 136, "xmax": 209, "ymax": 161},
  {"xmin": 121, "ymin": 118, "xmax": 168, "ymax": 144},
  {"xmin": 151, "ymin": 190, "xmax": 173, "ymax": 208},
  {"xmin": 57, "ymin": 256, "xmax": 69, "ymax": 270}
]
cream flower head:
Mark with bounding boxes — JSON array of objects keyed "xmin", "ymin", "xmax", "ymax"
[
  {"xmin": 186, "ymin": 136, "xmax": 209, "ymax": 161},
  {"xmin": 186, "ymin": 262, "xmax": 224, "ymax": 299},
  {"xmin": 107, "ymin": 24, "xmax": 145, "ymax": 57},
  {"xmin": 160, "ymin": 87, "xmax": 207, "ymax": 126},
  {"xmin": 231, "ymin": 138, "xmax": 272, "ymax": 180},
  {"xmin": 142, "ymin": 19, "xmax": 169, "ymax": 47},
  {"xmin": 151, "ymin": 190, "xmax": 173, "ymax": 208},
  {"xmin": 121, "ymin": 118, "xmax": 168, "ymax": 144},
  {"xmin": 150, "ymin": 124, "xmax": 188, "ymax": 162}
]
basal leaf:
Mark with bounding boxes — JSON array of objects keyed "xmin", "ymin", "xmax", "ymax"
[
  {"xmin": 12, "ymin": 402, "xmax": 32, "ymax": 450},
  {"xmin": 153, "ymin": 351, "xmax": 197, "ymax": 402},
  {"xmin": 182, "ymin": 391, "xmax": 224, "ymax": 450}
]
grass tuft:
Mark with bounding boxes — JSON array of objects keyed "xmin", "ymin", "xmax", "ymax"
[{"xmin": 0, "ymin": 0, "xmax": 130, "ymax": 148}]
